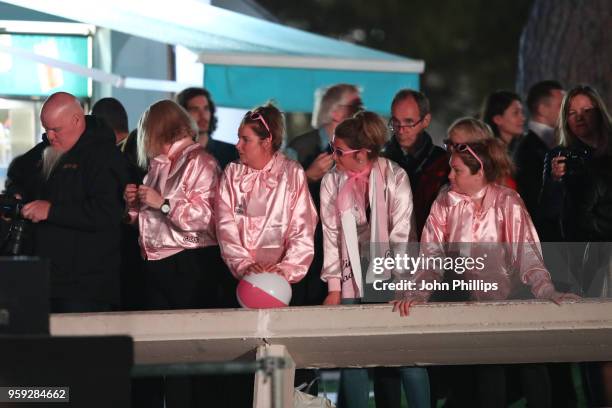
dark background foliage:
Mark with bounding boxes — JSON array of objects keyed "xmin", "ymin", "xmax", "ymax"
[{"xmin": 257, "ymin": 0, "xmax": 532, "ymax": 134}]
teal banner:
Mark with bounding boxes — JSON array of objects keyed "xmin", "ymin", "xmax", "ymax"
[{"xmin": 204, "ymin": 64, "xmax": 419, "ymax": 114}]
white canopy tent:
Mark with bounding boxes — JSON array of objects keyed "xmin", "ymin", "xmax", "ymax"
[{"xmin": 1, "ymin": 0, "xmax": 424, "ymax": 113}]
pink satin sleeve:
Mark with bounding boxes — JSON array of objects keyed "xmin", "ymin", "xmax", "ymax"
[
  {"xmin": 320, "ymin": 172, "xmax": 342, "ymax": 291},
  {"xmin": 405, "ymin": 197, "xmax": 448, "ymax": 302},
  {"xmin": 502, "ymin": 193, "xmax": 555, "ymax": 298},
  {"xmin": 276, "ymin": 167, "xmax": 318, "ymax": 282},
  {"xmin": 166, "ymin": 151, "xmax": 220, "ymax": 233},
  {"xmin": 216, "ymin": 168, "xmax": 257, "ymax": 279}
]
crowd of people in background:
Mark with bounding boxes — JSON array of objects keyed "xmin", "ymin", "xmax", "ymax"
[{"xmin": 2, "ymin": 78, "xmax": 611, "ymax": 408}]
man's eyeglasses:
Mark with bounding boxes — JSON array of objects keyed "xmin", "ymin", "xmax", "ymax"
[
  {"xmin": 387, "ymin": 118, "xmax": 424, "ymax": 133},
  {"xmin": 444, "ymin": 139, "xmax": 484, "ymax": 170},
  {"xmin": 329, "ymin": 143, "xmax": 371, "ymax": 157},
  {"xmin": 246, "ymin": 111, "xmax": 272, "ymax": 138}
]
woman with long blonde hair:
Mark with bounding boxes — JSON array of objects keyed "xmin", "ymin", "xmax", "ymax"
[{"xmin": 125, "ymin": 99, "xmax": 225, "ymax": 407}]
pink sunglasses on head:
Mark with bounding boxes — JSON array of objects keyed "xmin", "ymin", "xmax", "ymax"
[
  {"xmin": 444, "ymin": 139, "xmax": 484, "ymax": 170},
  {"xmin": 246, "ymin": 111, "xmax": 272, "ymax": 139}
]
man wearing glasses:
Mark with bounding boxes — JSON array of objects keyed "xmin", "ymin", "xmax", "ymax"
[
  {"xmin": 378, "ymin": 89, "xmax": 449, "ymax": 408},
  {"xmin": 383, "ymin": 89, "xmax": 449, "ymax": 238},
  {"xmin": 288, "ymin": 83, "xmax": 363, "ymax": 184}
]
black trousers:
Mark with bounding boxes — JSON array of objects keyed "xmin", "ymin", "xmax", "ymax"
[
  {"xmin": 143, "ymin": 246, "xmax": 218, "ymax": 309},
  {"xmin": 133, "ymin": 247, "xmax": 233, "ymax": 408}
]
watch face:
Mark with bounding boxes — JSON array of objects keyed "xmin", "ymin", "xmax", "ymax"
[{"xmin": 161, "ymin": 203, "xmax": 170, "ymax": 214}]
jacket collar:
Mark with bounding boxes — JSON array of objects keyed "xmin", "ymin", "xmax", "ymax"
[
  {"xmin": 388, "ymin": 131, "xmax": 432, "ymax": 158},
  {"xmin": 239, "ymin": 151, "xmax": 283, "ymax": 192},
  {"xmin": 446, "ymin": 184, "xmax": 495, "ymax": 213},
  {"xmin": 151, "ymin": 138, "xmax": 200, "ymax": 178}
]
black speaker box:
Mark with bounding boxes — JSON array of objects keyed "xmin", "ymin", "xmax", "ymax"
[
  {"xmin": 0, "ymin": 257, "xmax": 49, "ymax": 334},
  {"xmin": 0, "ymin": 335, "xmax": 133, "ymax": 407}
]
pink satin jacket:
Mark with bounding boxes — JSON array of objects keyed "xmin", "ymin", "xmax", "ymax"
[
  {"xmin": 215, "ymin": 152, "xmax": 317, "ymax": 283},
  {"xmin": 408, "ymin": 183, "xmax": 555, "ymax": 301},
  {"xmin": 130, "ymin": 138, "xmax": 220, "ymax": 261},
  {"xmin": 320, "ymin": 158, "xmax": 415, "ymax": 299}
]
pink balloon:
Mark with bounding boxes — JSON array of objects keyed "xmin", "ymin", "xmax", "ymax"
[{"xmin": 236, "ymin": 272, "xmax": 292, "ymax": 309}]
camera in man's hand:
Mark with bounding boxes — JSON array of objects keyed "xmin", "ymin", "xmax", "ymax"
[
  {"xmin": 0, "ymin": 194, "xmax": 24, "ymax": 219},
  {"xmin": 0, "ymin": 194, "xmax": 30, "ymax": 256}
]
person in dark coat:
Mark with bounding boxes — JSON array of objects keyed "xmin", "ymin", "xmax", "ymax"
[
  {"xmin": 540, "ymin": 85, "xmax": 612, "ymax": 408},
  {"xmin": 13, "ymin": 92, "xmax": 127, "ymax": 313},
  {"xmin": 382, "ymin": 89, "xmax": 449, "ymax": 239},
  {"xmin": 511, "ymin": 80, "xmax": 577, "ymax": 408},
  {"xmin": 541, "ymin": 85, "xmax": 611, "ymax": 246},
  {"xmin": 513, "ymin": 80, "xmax": 564, "ymax": 234},
  {"xmin": 91, "ymin": 97, "xmax": 146, "ymax": 311}
]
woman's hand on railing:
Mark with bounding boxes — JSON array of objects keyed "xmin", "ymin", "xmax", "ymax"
[
  {"xmin": 548, "ymin": 291, "xmax": 582, "ymax": 305},
  {"xmin": 390, "ymin": 298, "xmax": 423, "ymax": 317},
  {"xmin": 323, "ymin": 291, "xmax": 341, "ymax": 306}
]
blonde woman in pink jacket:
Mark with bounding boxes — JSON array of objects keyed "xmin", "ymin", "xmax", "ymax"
[
  {"xmin": 124, "ymin": 100, "xmax": 224, "ymax": 310},
  {"xmin": 124, "ymin": 99, "xmax": 227, "ymax": 407}
]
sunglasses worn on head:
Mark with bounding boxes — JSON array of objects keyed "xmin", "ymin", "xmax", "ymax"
[
  {"xmin": 444, "ymin": 139, "xmax": 484, "ymax": 170},
  {"xmin": 246, "ymin": 111, "xmax": 272, "ymax": 138},
  {"xmin": 329, "ymin": 142, "xmax": 371, "ymax": 157}
]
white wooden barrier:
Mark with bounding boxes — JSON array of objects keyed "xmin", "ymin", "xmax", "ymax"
[{"xmin": 50, "ymin": 300, "xmax": 612, "ymax": 407}]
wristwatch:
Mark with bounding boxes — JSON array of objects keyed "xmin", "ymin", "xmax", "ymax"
[{"xmin": 160, "ymin": 199, "xmax": 171, "ymax": 215}]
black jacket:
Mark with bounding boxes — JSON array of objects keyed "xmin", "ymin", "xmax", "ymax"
[
  {"xmin": 512, "ymin": 130, "xmax": 549, "ymax": 233},
  {"xmin": 575, "ymin": 156, "xmax": 612, "ymax": 241},
  {"xmin": 540, "ymin": 142, "xmax": 593, "ymax": 241},
  {"xmin": 287, "ymin": 128, "xmax": 329, "ymax": 207},
  {"xmin": 286, "ymin": 128, "xmax": 329, "ymax": 306},
  {"xmin": 5, "ymin": 137, "xmax": 49, "ymax": 202},
  {"xmin": 207, "ymin": 137, "xmax": 239, "ymax": 170},
  {"xmin": 2, "ymin": 137, "xmax": 48, "ymax": 255},
  {"xmin": 382, "ymin": 132, "xmax": 449, "ymax": 237},
  {"xmin": 8, "ymin": 116, "xmax": 128, "ymax": 305},
  {"xmin": 122, "ymin": 130, "xmax": 146, "ymax": 184}
]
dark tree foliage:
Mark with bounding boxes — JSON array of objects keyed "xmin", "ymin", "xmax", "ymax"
[
  {"xmin": 256, "ymin": 0, "xmax": 532, "ymax": 127},
  {"xmin": 518, "ymin": 0, "xmax": 612, "ymax": 108}
]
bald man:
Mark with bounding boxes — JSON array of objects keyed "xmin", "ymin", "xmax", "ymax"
[{"xmin": 7, "ymin": 92, "xmax": 127, "ymax": 312}]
